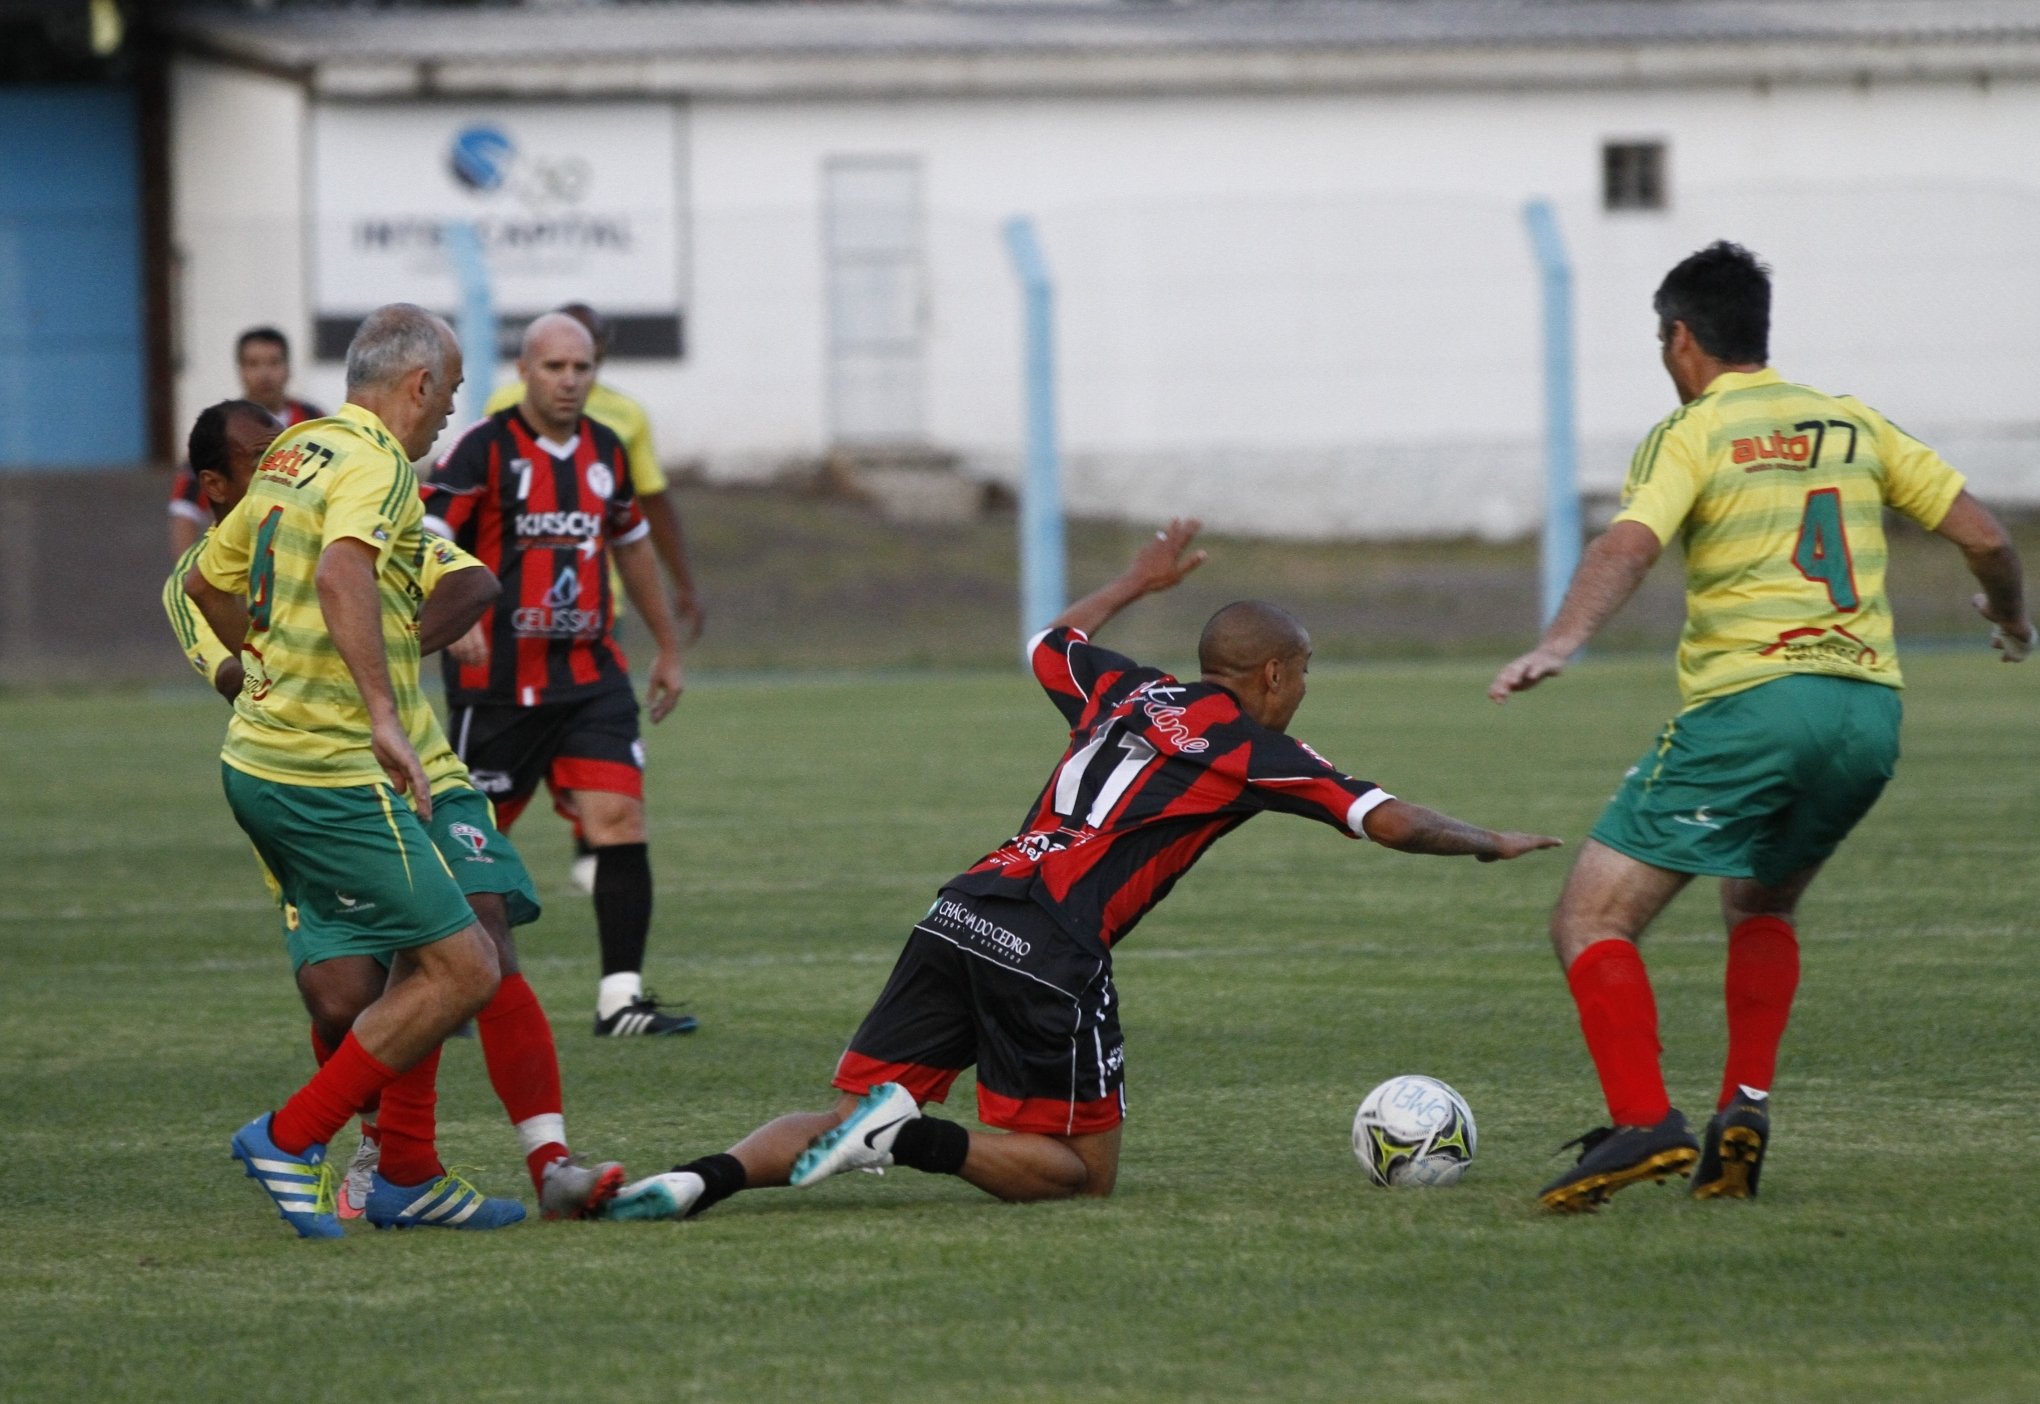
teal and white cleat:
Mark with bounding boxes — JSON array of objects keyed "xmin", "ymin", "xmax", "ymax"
[
  {"xmin": 230, "ymin": 1112, "xmax": 342, "ymax": 1240},
  {"xmin": 602, "ymin": 1171, "xmax": 706, "ymax": 1222},
  {"xmin": 364, "ymin": 1168, "xmax": 527, "ymax": 1230},
  {"xmin": 790, "ymin": 1082, "xmax": 920, "ymax": 1189}
]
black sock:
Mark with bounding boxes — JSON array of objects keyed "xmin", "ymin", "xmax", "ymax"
[
  {"xmin": 573, "ymin": 831, "xmax": 594, "ymax": 859},
  {"xmin": 889, "ymin": 1116, "xmax": 970, "ymax": 1176},
  {"xmin": 673, "ymin": 1152, "xmax": 747, "ymax": 1216},
  {"xmin": 592, "ymin": 842, "xmax": 651, "ymax": 977}
]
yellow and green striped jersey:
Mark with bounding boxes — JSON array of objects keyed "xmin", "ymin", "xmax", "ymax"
[
  {"xmin": 1615, "ymin": 368, "xmax": 1965, "ymax": 706},
  {"xmin": 172, "ymin": 520, "xmax": 485, "ymax": 793},
  {"xmin": 194, "ymin": 403, "xmax": 464, "ymax": 789},
  {"xmin": 164, "ymin": 533, "xmax": 229, "ymax": 689}
]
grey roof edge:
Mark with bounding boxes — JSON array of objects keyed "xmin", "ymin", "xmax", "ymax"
[{"xmin": 170, "ymin": 3, "xmax": 2040, "ymax": 100}]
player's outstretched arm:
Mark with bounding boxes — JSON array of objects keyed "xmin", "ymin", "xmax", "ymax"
[
  {"xmin": 1361, "ymin": 799, "xmax": 1562, "ymax": 863},
  {"xmin": 417, "ymin": 565, "xmax": 500, "ymax": 656},
  {"xmin": 1933, "ymin": 491, "xmax": 2034, "ymax": 662},
  {"xmin": 317, "ymin": 538, "xmax": 432, "ymax": 818},
  {"xmin": 1488, "ymin": 520, "xmax": 1661, "ymax": 702},
  {"xmin": 1048, "ymin": 517, "xmax": 1208, "ymax": 638}
]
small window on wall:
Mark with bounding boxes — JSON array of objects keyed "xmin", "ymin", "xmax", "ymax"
[{"xmin": 1603, "ymin": 141, "xmax": 1668, "ymax": 211}]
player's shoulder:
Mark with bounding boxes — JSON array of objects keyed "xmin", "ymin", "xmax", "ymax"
[
  {"xmin": 482, "ymin": 381, "xmax": 523, "ymax": 415},
  {"xmin": 589, "ymin": 381, "xmax": 648, "ymax": 428},
  {"xmin": 582, "ymin": 413, "xmax": 629, "ymax": 457},
  {"xmin": 436, "ymin": 411, "xmax": 513, "ymax": 468}
]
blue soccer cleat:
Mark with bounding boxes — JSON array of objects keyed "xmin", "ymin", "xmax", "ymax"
[
  {"xmin": 230, "ymin": 1112, "xmax": 343, "ymax": 1240},
  {"xmin": 601, "ymin": 1170, "xmax": 707, "ymax": 1222},
  {"xmin": 363, "ymin": 1168, "xmax": 527, "ymax": 1230},
  {"xmin": 790, "ymin": 1082, "xmax": 920, "ymax": 1188}
]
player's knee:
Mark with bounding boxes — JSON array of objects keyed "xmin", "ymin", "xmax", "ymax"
[{"xmin": 452, "ymin": 925, "xmax": 503, "ymax": 1012}]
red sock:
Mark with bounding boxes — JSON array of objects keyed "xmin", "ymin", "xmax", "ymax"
[
  {"xmin": 1720, "ymin": 915, "xmax": 1799, "ymax": 1109},
  {"xmin": 477, "ymin": 972, "xmax": 569, "ymax": 1190},
  {"xmin": 271, "ymin": 1032, "xmax": 396, "ymax": 1155},
  {"xmin": 1566, "ymin": 939, "xmax": 1671, "ymax": 1127},
  {"xmin": 374, "ymin": 1046, "xmax": 445, "ymax": 1187},
  {"xmin": 309, "ymin": 1025, "xmax": 382, "ymax": 1127}
]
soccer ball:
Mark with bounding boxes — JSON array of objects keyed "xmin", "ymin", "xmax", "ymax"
[{"xmin": 1352, "ymin": 1075, "xmax": 1477, "ymax": 1188}]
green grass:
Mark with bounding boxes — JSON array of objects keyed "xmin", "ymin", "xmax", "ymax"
[{"xmin": 4, "ymin": 655, "xmax": 2038, "ymax": 1401}]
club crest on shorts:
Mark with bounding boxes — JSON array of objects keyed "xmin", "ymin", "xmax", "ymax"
[{"xmin": 449, "ymin": 822, "xmax": 494, "ymax": 863}]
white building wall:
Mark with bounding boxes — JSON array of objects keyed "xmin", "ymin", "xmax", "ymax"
[
  {"xmin": 169, "ymin": 60, "xmax": 320, "ymax": 442},
  {"xmin": 678, "ymin": 80, "xmax": 2040, "ymax": 536},
  {"xmin": 168, "ymin": 61, "xmax": 2040, "ymax": 535}
]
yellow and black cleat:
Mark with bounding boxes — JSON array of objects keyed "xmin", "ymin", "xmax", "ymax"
[
  {"xmin": 1538, "ymin": 1110, "xmax": 1701, "ymax": 1214},
  {"xmin": 1690, "ymin": 1091, "xmax": 1770, "ymax": 1200}
]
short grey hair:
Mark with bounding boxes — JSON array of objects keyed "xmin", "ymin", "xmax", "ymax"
[{"xmin": 345, "ymin": 303, "xmax": 454, "ymax": 393}]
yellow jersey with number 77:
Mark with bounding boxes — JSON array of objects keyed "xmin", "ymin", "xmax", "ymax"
[
  {"xmin": 194, "ymin": 402, "xmax": 441, "ymax": 788},
  {"xmin": 1613, "ymin": 368, "xmax": 1965, "ymax": 708}
]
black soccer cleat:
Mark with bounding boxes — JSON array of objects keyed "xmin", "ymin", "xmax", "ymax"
[
  {"xmin": 1538, "ymin": 1109, "xmax": 1700, "ymax": 1214},
  {"xmin": 1690, "ymin": 1089, "xmax": 1770, "ymax": 1201},
  {"xmin": 594, "ymin": 992, "xmax": 699, "ymax": 1037}
]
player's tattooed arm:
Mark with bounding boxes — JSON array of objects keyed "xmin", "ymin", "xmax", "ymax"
[
  {"xmin": 1049, "ymin": 517, "xmax": 1209, "ymax": 637},
  {"xmin": 1934, "ymin": 492, "xmax": 2034, "ymax": 660},
  {"xmin": 1488, "ymin": 520, "xmax": 1661, "ymax": 701},
  {"xmin": 417, "ymin": 565, "xmax": 500, "ymax": 656},
  {"xmin": 1361, "ymin": 799, "xmax": 1562, "ymax": 862}
]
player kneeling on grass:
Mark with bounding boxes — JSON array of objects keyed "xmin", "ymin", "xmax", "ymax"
[{"xmin": 604, "ymin": 521, "xmax": 1561, "ymax": 1220}]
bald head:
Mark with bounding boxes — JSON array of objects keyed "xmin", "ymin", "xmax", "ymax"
[
  {"xmin": 521, "ymin": 311, "xmax": 595, "ymax": 363},
  {"xmin": 344, "ymin": 302, "xmax": 455, "ymax": 394},
  {"xmin": 1198, "ymin": 601, "xmax": 1310, "ymax": 678}
]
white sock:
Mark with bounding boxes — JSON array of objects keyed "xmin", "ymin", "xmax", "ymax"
[
  {"xmin": 597, "ymin": 971, "xmax": 644, "ymax": 1020},
  {"xmin": 516, "ymin": 1113, "xmax": 568, "ymax": 1160}
]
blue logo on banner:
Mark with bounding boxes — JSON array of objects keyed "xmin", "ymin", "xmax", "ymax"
[{"xmin": 449, "ymin": 125, "xmax": 515, "ymax": 192}]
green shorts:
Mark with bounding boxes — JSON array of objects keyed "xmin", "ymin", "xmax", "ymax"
[
  {"xmin": 426, "ymin": 785, "xmax": 541, "ymax": 931},
  {"xmin": 1590, "ymin": 673, "xmax": 1902, "ymax": 887},
  {"xmin": 223, "ymin": 764, "xmax": 477, "ymax": 971}
]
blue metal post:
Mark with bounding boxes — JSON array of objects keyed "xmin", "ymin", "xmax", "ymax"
[
  {"xmin": 445, "ymin": 221, "xmax": 495, "ymax": 431},
  {"xmin": 1522, "ymin": 199, "xmax": 1583, "ymax": 629},
  {"xmin": 1002, "ymin": 216, "xmax": 1066, "ymax": 661}
]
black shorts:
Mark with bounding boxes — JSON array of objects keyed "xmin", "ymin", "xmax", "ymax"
[
  {"xmin": 448, "ymin": 686, "xmax": 643, "ymax": 830},
  {"xmin": 833, "ymin": 889, "xmax": 1126, "ymax": 1135}
]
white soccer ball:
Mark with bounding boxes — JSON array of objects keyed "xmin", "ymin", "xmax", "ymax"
[{"xmin": 1352, "ymin": 1075, "xmax": 1477, "ymax": 1188}]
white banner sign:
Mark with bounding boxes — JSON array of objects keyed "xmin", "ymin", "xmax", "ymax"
[{"xmin": 309, "ymin": 101, "xmax": 685, "ymax": 358}]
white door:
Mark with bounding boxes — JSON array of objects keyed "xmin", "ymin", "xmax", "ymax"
[{"xmin": 823, "ymin": 156, "xmax": 924, "ymax": 446}]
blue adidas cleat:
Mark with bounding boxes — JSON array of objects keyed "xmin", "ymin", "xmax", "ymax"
[
  {"xmin": 230, "ymin": 1112, "xmax": 342, "ymax": 1240},
  {"xmin": 363, "ymin": 1168, "xmax": 527, "ymax": 1230}
]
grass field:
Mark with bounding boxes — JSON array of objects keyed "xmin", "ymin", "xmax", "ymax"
[{"xmin": 4, "ymin": 652, "xmax": 2037, "ymax": 1401}]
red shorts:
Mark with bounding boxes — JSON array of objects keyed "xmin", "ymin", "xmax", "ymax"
[
  {"xmin": 447, "ymin": 687, "xmax": 643, "ymax": 830},
  {"xmin": 833, "ymin": 890, "xmax": 1126, "ymax": 1136}
]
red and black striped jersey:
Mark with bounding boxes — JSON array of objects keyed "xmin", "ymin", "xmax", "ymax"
[
  {"xmin": 947, "ymin": 627, "xmax": 1391, "ymax": 950},
  {"xmin": 421, "ymin": 407, "xmax": 648, "ymax": 708},
  {"xmin": 169, "ymin": 399, "xmax": 324, "ymax": 525}
]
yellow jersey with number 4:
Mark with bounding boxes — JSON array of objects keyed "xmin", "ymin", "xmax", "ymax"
[
  {"xmin": 1614, "ymin": 368, "xmax": 1964, "ymax": 707},
  {"xmin": 195, "ymin": 403, "xmax": 447, "ymax": 788},
  {"xmin": 175, "ymin": 522, "xmax": 484, "ymax": 792}
]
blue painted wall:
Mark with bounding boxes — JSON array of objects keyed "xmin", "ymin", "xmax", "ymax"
[{"xmin": 0, "ymin": 87, "xmax": 146, "ymax": 468}]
